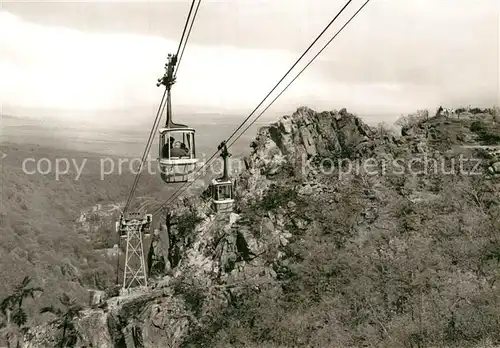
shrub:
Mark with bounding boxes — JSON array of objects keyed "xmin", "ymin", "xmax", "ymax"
[
  {"xmin": 258, "ymin": 185, "xmax": 298, "ymax": 212},
  {"xmin": 492, "ymin": 106, "xmax": 500, "ymax": 123},
  {"xmin": 396, "ymin": 109, "xmax": 429, "ymax": 129},
  {"xmin": 470, "ymin": 121, "xmax": 500, "ymax": 145},
  {"xmin": 176, "ymin": 210, "xmax": 204, "ymax": 243},
  {"xmin": 172, "ymin": 278, "xmax": 205, "ymax": 317}
]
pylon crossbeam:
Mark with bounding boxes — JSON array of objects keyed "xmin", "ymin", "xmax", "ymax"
[{"xmin": 119, "ymin": 214, "xmax": 151, "ymax": 290}]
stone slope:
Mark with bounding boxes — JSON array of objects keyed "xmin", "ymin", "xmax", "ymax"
[{"xmin": 22, "ymin": 106, "xmax": 500, "ymax": 348}]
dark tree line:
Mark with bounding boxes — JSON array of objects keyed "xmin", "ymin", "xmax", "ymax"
[{"xmin": 0, "ymin": 277, "xmax": 83, "ymax": 348}]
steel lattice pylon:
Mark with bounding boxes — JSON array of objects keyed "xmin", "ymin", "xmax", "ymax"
[{"xmin": 117, "ymin": 213, "xmax": 152, "ymax": 290}]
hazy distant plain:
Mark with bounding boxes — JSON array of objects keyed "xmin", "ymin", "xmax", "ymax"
[{"xmin": 1, "ymin": 114, "xmax": 264, "ymax": 159}]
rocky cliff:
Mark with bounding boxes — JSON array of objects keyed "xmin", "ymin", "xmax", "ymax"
[{"xmin": 22, "ymin": 107, "xmax": 500, "ymax": 348}]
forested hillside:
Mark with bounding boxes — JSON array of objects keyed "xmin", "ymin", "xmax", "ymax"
[
  {"xmin": 185, "ymin": 107, "xmax": 500, "ymax": 348},
  {"xmin": 3, "ymin": 106, "xmax": 500, "ymax": 348},
  {"xmin": 0, "ymin": 143, "xmax": 166, "ymax": 324}
]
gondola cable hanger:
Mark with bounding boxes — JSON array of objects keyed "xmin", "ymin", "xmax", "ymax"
[
  {"xmin": 122, "ymin": 0, "xmax": 201, "ymax": 214},
  {"xmin": 153, "ymin": 0, "xmax": 370, "ymax": 216}
]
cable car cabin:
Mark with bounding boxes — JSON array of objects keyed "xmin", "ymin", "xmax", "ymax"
[
  {"xmin": 210, "ymin": 178, "xmax": 234, "ymax": 213},
  {"xmin": 117, "ymin": 213, "xmax": 152, "ymax": 239},
  {"xmin": 158, "ymin": 127, "xmax": 199, "ymax": 183}
]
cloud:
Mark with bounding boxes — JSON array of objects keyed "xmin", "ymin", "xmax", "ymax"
[
  {"xmin": 308, "ymin": 0, "xmax": 500, "ymax": 110},
  {"xmin": 0, "ymin": 10, "xmax": 324, "ymax": 115},
  {"xmin": 1, "ymin": 0, "xmax": 498, "ymax": 125}
]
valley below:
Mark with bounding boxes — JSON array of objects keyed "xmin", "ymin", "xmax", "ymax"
[{"xmin": 1, "ymin": 106, "xmax": 500, "ymax": 348}]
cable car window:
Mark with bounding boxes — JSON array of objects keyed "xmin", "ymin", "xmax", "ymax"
[
  {"xmin": 216, "ymin": 185, "xmax": 232, "ymax": 200},
  {"xmin": 161, "ymin": 134, "xmax": 170, "ymax": 159},
  {"xmin": 164, "ymin": 133, "xmax": 189, "ymax": 158},
  {"xmin": 191, "ymin": 134, "xmax": 195, "ymax": 156},
  {"xmin": 183, "ymin": 133, "xmax": 191, "ymax": 157}
]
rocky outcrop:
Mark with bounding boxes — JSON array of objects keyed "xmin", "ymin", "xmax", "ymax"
[
  {"xmin": 22, "ymin": 208, "xmax": 288, "ymax": 347},
  {"xmin": 76, "ymin": 203, "xmax": 122, "ymax": 229},
  {"xmin": 75, "ymin": 202, "xmax": 123, "ymax": 248},
  {"xmin": 88, "ymin": 289, "xmax": 106, "ymax": 306},
  {"xmin": 19, "ymin": 107, "xmax": 395, "ymax": 347},
  {"xmin": 22, "ymin": 106, "xmax": 500, "ymax": 347},
  {"xmin": 248, "ymin": 107, "xmax": 374, "ymax": 164},
  {"xmin": 489, "ymin": 161, "xmax": 500, "ymax": 175},
  {"xmin": 238, "ymin": 106, "xmax": 401, "ymax": 204}
]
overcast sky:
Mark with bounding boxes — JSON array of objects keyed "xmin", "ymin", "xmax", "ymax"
[{"xmin": 1, "ymin": 0, "xmax": 499, "ymax": 124}]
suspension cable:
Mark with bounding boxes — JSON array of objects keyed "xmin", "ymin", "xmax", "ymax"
[
  {"xmin": 122, "ymin": 0, "xmax": 200, "ymax": 214},
  {"xmin": 223, "ymin": 0, "xmax": 353, "ymax": 144},
  {"xmin": 153, "ymin": 0, "xmax": 369, "ymax": 215},
  {"xmin": 154, "ymin": 0, "xmax": 356, "ymax": 213},
  {"xmin": 153, "ymin": 0, "xmax": 356, "ymax": 214},
  {"xmin": 228, "ymin": 0, "xmax": 371, "ymax": 149},
  {"xmin": 176, "ymin": 0, "xmax": 196, "ymax": 58},
  {"xmin": 123, "ymin": 89, "xmax": 167, "ymax": 213},
  {"xmin": 175, "ymin": 0, "xmax": 201, "ymax": 78}
]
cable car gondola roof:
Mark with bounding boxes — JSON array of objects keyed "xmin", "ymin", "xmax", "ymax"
[
  {"xmin": 211, "ymin": 177, "xmax": 232, "ymax": 186},
  {"xmin": 159, "ymin": 127, "xmax": 195, "ymax": 133}
]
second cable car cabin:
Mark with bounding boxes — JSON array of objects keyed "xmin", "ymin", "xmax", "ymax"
[
  {"xmin": 157, "ymin": 53, "xmax": 199, "ymax": 183},
  {"xmin": 209, "ymin": 141, "xmax": 234, "ymax": 213}
]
